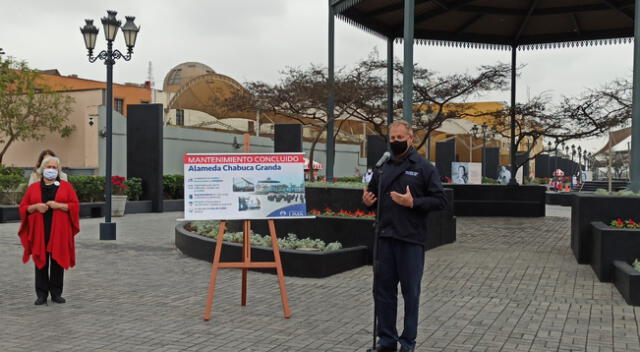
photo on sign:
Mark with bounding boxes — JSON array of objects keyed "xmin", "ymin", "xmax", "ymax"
[
  {"xmin": 233, "ymin": 177, "xmax": 255, "ymax": 192},
  {"xmin": 451, "ymin": 162, "xmax": 469, "ymax": 184},
  {"xmin": 239, "ymin": 196, "xmax": 261, "ymax": 211}
]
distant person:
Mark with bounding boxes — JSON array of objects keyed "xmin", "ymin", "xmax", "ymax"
[
  {"xmin": 497, "ymin": 166, "xmax": 511, "ymax": 184},
  {"xmin": 453, "ymin": 165, "xmax": 468, "ymax": 184},
  {"xmin": 28, "ymin": 150, "xmax": 68, "ymax": 185},
  {"xmin": 19, "ymin": 156, "xmax": 80, "ymax": 305}
]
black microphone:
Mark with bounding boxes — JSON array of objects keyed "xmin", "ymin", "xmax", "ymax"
[{"xmin": 375, "ymin": 151, "xmax": 391, "ymax": 168}]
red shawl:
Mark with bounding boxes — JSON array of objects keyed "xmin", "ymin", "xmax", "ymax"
[{"xmin": 18, "ymin": 180, "xmax": 80, "ymax": 270}]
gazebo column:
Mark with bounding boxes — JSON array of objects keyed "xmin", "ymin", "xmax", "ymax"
[
  {"xmin": 509, "ymin": 45, "xmax": 518, "ymax": 185},
  {"xmin": 402, "ymin": 0, "xmax": 415, "ymax": 125},
  {"xmin": 387, "ymin": 37, "xmax": 394, "ymax": 126},
  {"xmin": 327, "ymin": 4, "xmax": 336, "ymax": 182},
  {"xmin": 630, "ymin": 0, "xmax": 640, "ymax": 192}
]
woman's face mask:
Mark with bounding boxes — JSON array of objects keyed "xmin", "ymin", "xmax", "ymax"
[{"xmin": 43, "ymin": 168, "xmax": 58, "ymax": 180}]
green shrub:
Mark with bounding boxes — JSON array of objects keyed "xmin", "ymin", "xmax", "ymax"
[
  {"xmin": 68, "ymin": 175, "xmax": 105, "ymax": 202},
  {"xmin": 482, "ymin": 177, "xmax": 497, "ymax": 184},
  {"xmin": 0, "ymin": 165, "xmax": 25, "ymax": 177},
  {"xmin": 334, "ymin": 176, "xmax": 362, "ymax": 183},
  {"xmin": 124, "ymin": 177, "xmax": 143, "ymax": 201},
  {"xmin": 186, "ymin": 221, "xmax": 342, "ymax": 251},
  {"xmin": 163, "ymin": 174, "xmax": 184, "ymax": 199},
  {"xmin": 0, "ymin": 175, "xmax": 25, "ymax": 192},
  {"xmin": 305, "ymin": 181, "xmax": 366, "ymax": 189}
]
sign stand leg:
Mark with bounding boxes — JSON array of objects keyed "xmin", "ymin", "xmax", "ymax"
[
  {"xmin": 241, "ymin": 220, "xmax": 250, "ymax": 306},
  {"xmin": 268, "ymin": 220, "xmax": 291, "ymax": 318},
  {"xmin": 203, "ymin": 221, "xmax": 226, "ymax": 321}
]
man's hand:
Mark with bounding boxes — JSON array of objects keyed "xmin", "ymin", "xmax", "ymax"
[
  {"xmin": 390, "ymin": 186, "xmax": 413, "ymax": 208},
  {"xmin": 362, "ymin": 187, "xmax": 377, "ymax": 207},
  {"xmin": 46, "ymin": 201, "xmax": 60, "ymax": 210}
]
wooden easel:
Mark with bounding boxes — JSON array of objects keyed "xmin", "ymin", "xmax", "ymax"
[{"xmin": 203, "ymin": 135, "xmax": 291, "ymax": 320}]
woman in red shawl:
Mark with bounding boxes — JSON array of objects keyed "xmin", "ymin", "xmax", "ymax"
[{"xmin": 19, "ymin": 156, "xmax": 80, "ymax": 305}]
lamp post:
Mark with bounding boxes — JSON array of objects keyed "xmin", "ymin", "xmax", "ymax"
[
  {"xmin": 547, "ymin": 140, "xmax": 553, "ymax": 177},
  {"xmin": 571, "ymin": 144, "xmax": 576, "ymax": 174},
  {"xmin": 81, "ymin": 10, "xmax": 140, "ymax": 240},
  {"xmin": 471, "ymin": 123, "xmax": 492, "ymax": 177},
  {"xmin": 577, "ymin": 145, "xmax": 582, "ymax": 173}
]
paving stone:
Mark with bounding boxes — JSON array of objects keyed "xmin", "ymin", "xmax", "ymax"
[{"xmin": 1, "ymin": 212, "xmax": 640, "ymax": 351}]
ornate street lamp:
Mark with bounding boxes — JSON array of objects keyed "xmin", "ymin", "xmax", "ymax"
[
  {"xmin": 471, "ymin": 123, "xmax": 491, "ymax": 177},
  {"xmin": 577, "ymin": 146, "xmax": 582, "ymax": 173},
  {"xmin": 81, "ymin": 10, "xmax": 140, "ymax": 241}
]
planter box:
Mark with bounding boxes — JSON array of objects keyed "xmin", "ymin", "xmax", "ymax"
[
  {"xmin": 304, "ymin": 186, "xmax": 455, "ymax": 250},
  {"xmin": 228, "ymin": 214, "xmax": 456, "ymax": 263},
  {"xmin": 125, "ymin": 200, "xmax": 152, "ymax": 214},
  {"xmin": 174, "ymin": 223, "xmax": 368, "ymax": 278},
  {"xmin": 571, "ymin": 194, "xmax": 640, "ymax": 264},
  {"xmin": 613, "ymin": 261, "xmax": 640, "ymax": 306},
  {"xmin": 591, "ymin": 222, "xmax": 640, "ymax": 282},
  {"xmin": 163, "ymin": 199, "xmax": 183, "ymax": 212},
  {"xmin": 444, "ymin": 184, "xmax": 546, "ymax": 217},
  {"xmin": 545, "ymin": 192, "xmax": 573, "ymax": 207}
]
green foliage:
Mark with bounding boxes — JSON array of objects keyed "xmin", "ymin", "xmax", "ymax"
[
  {"xmin": 333, "ymin": 176, "xmax": 362, "ymax": 183},
  {"xmin": 633, "ymin": 259, "xmax": 640, "ymax": 272},
  {"xmin": 305, "ymin": 181, "xmax": 365, "ymax": 189},
  {"xmin": 163, "ymin": 174, "xmax": 184, "ymax": 199},
  {"xmin": 0, "ymin": 174, "xmax": 24, "ymax": 192},
  {"xmin": 0, "ymin": 165, "xmax": 25, "ymax": 177},
  {"xmin": 531, "ymin": 177, "xmax": 550, "ymax": 185},
  {"xmin": 593, "ymin": 188, "xmax": 640, "ymax": 197},
  {"xmin": 124, "ymin": 177, "xmax": 143, "ymax": 201},
  {"xmin": 594, "ymin": 188, "xmax": 609, "ymax": 195},
  {"xmin": 0, "ymin": 56, "xmax": 75, "ymax": 165},
  {"xmin": 68, "ymin": 175, "xmax": 105, "ymax": 202},
  {"xmin": 482, "ymin": 177, "xmax": 497, "ymax": 184},
  {"xmin": 186, "ymin": 221, "xmax": 342, "ymax": 251}
]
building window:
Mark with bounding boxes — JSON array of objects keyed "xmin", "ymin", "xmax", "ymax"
[
  {"xmin": 114, "ymin": 99, "xmax": 124, "ymax": 114},
  {"xmin": 176, "ymin": 109, "xmax": 185, "ymax": 126}
]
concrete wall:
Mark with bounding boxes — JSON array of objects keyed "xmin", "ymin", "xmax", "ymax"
[{"xmin": 99, "ymin": 107, "xmax": 367, "ymax": 178}]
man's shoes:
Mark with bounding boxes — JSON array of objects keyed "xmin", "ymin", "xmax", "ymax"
[
  {"xmin": 34, "ymin": 297, "xmax": 47, "ymax": 305},
  {"xmin": 51, "ymin": 296, "xmax": 66, "ymax": 304},
  {"xmin": 399, "ymin": 347, "xmax": 414, "ymax": 352},
  {"xmin": 366, "ymin": 345, "xmax": 397, "ymax": 352}
]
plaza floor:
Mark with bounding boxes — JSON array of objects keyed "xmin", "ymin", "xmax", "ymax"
[{"xmin": 1, "ymin": 206, "xmax": 639, "ymax": 352}]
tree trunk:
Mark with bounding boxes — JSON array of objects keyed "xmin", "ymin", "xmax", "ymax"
[
  {"xmin": 308, "ymin": 129, "xmax": 323, "ymax": 182},
  {"xmin": 0, "ymin": 138, "xmax": 16, "ymax": 166}
]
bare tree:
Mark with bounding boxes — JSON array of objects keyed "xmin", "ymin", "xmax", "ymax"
[
  {"xmin": 359, "ymin": 59, "xmax": 512, "ymax": 148},
  {"xmin": 221, "ymin": 65, "xmax": 366, "ymax": 181},
  {"xmin": 484, "ymin": 88, "xmax": 630, "ymax": 177}
]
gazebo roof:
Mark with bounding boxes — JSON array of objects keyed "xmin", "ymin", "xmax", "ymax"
[{"xmin": 333, "ymin": 0, "xmax": 635, "ymax": 48}]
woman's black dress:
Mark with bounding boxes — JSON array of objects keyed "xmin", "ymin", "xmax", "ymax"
[{"xmin": 35, "ymin": 181, "xmax": 63, "ymax": 299}]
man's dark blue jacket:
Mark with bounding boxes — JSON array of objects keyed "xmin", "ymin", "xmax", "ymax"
[{"xmin": 367, "ymin": 148, "xmax": 448, "ymax": 246}]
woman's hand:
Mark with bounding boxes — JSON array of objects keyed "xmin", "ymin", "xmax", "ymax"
[
  {"xmin": 28, "ymin": 203, "xmax": 49, "ymax": 214},
  {"xmin": 46, "ymin": 201, "xmax": 68, "ymax": 212}
]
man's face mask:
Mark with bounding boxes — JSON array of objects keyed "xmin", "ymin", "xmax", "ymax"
[{"xmin": 390, "ymin": 140, "xmax": 408, "ymax": 155}]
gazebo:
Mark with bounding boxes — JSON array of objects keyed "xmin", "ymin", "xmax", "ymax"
[{"xmin": 326, "ymin": 0, "xmax": 639, "ymax": 190}]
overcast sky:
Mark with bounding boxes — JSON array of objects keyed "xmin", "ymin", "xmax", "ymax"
[{"xmin": 1, "ymin": 0, "xmax": 635, "ymax": 153}]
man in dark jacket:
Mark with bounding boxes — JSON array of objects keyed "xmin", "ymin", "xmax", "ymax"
[{"xmin": 363, "ymin": 120, "xmax": 448, "ymax": 352}]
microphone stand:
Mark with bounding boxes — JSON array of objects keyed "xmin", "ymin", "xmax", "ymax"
[{"xmin": 368, "ymin": 163, "xmax": 384, "ymax": 352}]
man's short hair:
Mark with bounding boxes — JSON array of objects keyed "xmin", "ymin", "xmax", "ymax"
[{"xmin": 389, "ymin": 120, "xmax": 413, "ymax": 136}]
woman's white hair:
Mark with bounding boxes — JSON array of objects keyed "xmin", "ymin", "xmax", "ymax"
[{"xmin": 37, "ymin": 156, "xmax": 61, "ymax": 175}]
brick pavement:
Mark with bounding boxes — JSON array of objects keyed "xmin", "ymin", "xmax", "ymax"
[{"xmin": 1, "ymin": 211, "xmax": 639, "ymax": 352}]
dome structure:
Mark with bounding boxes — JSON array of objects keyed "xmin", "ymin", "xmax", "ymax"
[{"xmin": 163, "ymin": 62, "xmax": 216, "ymax": 92}]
